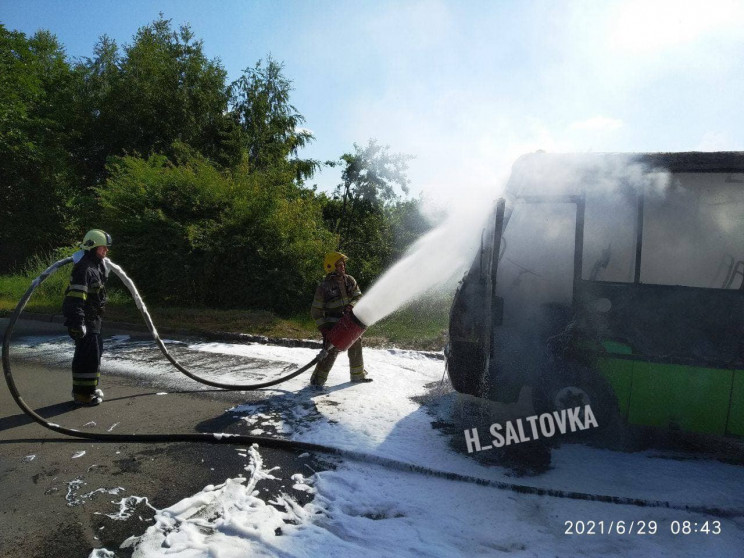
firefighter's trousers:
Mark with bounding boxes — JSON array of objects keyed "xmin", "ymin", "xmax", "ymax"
[
  {"xmin": 310, "ymin": 337, "xmax": 366, "ymax": 385},
  {"xmin": 72, "ymin": 332, "xmax": 103, "ymax": 396}
]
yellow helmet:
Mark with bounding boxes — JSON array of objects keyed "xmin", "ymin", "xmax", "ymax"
[
  {"xmin": 81, "ymin": 229, "xmax": 112, "ymax": 251},
  {"xmin": 323, "ymin": 251, "xmax": 348, "ymax": 273}
]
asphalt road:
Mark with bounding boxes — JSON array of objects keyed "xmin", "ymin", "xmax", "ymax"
[{"xmin": 0, "ymin": 318, "xmax": 326, "ymax": 558}]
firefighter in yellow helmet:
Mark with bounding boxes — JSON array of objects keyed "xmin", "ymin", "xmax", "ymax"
[
  {"xmin": 309, "ymin": 252, "xmax": 372, "ymax": 387},
  {"xmin": 62, "ymin": 229, "xmax": 111, "ymax": 406}
]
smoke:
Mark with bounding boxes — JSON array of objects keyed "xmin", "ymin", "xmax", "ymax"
[
  {"xmin": 495, "ymin": 155, "xmax": 675, "ymax": 321},
  {"xmin": 332, "ymin": 0, "xmax": 744, "ymax": 328},
  {"xmin": 354, "ymin": 198, "xmax": 494, "ymax": 327},
  {"xmin": 641, "ymin": 172, "xmax": 744, "ymax": 288},
  {"xmin": 476, "ymin": 153, "xmax": 744, "ymax": 335},
  {"xmin": 352, "ymin": 147, "xmax": 744, "ymax": 335}
]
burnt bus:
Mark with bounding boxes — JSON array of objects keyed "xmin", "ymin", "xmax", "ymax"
[{"xmin": 447, "ymin": 151, "xmax": 744, "ymax": 436}]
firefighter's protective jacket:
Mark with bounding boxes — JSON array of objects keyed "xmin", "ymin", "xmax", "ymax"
[
  {"xmin": 62, "ymin": 251, "xmax": 108, "ymax": 333},
  {"xmin": 311, "ymin": 272, "xmax": 362, "ymax": 329}
]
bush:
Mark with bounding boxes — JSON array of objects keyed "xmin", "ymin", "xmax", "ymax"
[{"xmin": 97, "ymin": 152, "xmax": 335, "ymax": 314}]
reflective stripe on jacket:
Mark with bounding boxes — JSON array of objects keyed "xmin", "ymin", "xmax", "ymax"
[{"xmin": 62, "ymin": 251, "xmax": 108, "ymax": 331}]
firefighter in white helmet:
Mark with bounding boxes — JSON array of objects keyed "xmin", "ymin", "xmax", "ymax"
[
  {"xmin": 309, "ymin": 252, "xmax": 372, "ymax": 387},
  {"xmin": 62, "ymin": 229, "xmax": 111, "ymax": 406}
]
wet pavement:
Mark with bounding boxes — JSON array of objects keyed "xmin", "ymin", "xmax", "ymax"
[{"xmin": 0, "ymin": 318, "xmax": 327, "ymax": 558}]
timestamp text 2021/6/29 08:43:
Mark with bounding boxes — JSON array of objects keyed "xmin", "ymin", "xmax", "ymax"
[{"xmin": 563, "ymin": 520, "xmax": 722, "ymax": 536}]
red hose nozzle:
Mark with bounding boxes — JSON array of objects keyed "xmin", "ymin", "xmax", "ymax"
[{"xmin": 325, "ymin": 310, "xmax": 367, "ymax": 351}]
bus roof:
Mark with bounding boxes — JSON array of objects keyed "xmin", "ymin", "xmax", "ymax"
[
  {"xmin": 505, "ymin": 151, "xmax": 744, "ymax": 197},
  {"xmin": 512, "ymin": 151, "xmax": 744, "ymax": 173}
]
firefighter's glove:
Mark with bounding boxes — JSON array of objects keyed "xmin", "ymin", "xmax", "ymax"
[{"xmin": 68, "ymin": 325, "xmax": 87, "ymax": 340}]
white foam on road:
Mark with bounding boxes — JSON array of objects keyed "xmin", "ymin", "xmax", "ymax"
[{"xmin": 9, "ymin": 335, "xmax": 744, "ymax": 556}]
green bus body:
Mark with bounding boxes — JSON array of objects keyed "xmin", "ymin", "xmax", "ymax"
[{"xmin": 598, "ymin": 356, "xmax": 744, "ymax": 436}]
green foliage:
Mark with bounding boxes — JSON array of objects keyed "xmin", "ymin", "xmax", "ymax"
[
  {"xmin": 98, "ymin": 152, "xmax": 334, "ymax": 314},
  {"xmin": 384, "ymin": 199, "xmax": 433, "ymax": 262},
  {"xmin": 366, "ymin": 291, "xmax": 452, "ymax": 350},
  {"xmin": 0, "ymin": 25, "xmax": 78, "ymax": 272},
  {"xmin": 337, "ymin": 139, "xmax": 413, "ymax": 207},
  {"xmin": 332, "ymin": 139, "xmax": 415, "ymax": 251},
  {"xmin": 229, "ymin": 56, "xmax": 319, "ymax": 183},
  {"xmin": 322, "ymin": 140, "xmax": 428, "ymax": 286},
  {"xmin": 0, "ymin": 247, "xmax": 78, "ymax": 314},
  {"xmin": 0, "ymin": 17, "xmax": 433, "ymax": 320},
  {"xmin": 320, "ymin": 195, "xmax": 432, "ymax": 287},
  {"xmin": 71, "ymin": 16, "xmax": 241, "ymax": 186}
]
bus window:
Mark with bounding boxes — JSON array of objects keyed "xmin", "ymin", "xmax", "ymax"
[
  {"xmin": 641, "ymin": 173, "xmax": 744, "ymax": 288},
  {"xmin": 582, "ymin": 188, "xmax": 637, "ymax": 283},
  {"xmin": 499, "ymin": 202, "xmax": 577, "ymax": 325}
]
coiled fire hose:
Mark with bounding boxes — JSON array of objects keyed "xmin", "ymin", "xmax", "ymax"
[
  {"xmin": 106, "ymin": 258, "xmax": 325, "ymax": 390},
  {"xmin": 2, "ymin": 256, "xmax": 741, "ymax": 517}
]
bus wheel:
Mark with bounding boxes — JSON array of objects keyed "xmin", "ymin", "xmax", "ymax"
[
  {"xmin": 545, "ymin": 367, "xmax": 623, "ymax": 443},
  {"xmin": 446, "ymin": 340, "xmax": 488, "ymax": 397},
  {"xmin": 553, "ymin": 385, "xmax": 593, "ymax": 416}
]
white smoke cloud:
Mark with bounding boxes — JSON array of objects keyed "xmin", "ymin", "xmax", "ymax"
[{"xmin": 300, "ymin": 1, "xmax": 744, "ymax": 325}]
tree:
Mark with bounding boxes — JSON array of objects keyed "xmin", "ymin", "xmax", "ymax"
[
  {"xmin": 332, "ymin": 139, "xmax": 413, "ymax": 250},
  {"xmin": 384, "ymin": 198, "xmax": 433, "ymax": 262},
  {"xmin": 72, "ymin": 16, "xmax": 241, "ymax": 186},
  {"xmin": 68, "ymin": 34, "xmax": 119, "ymax": 188},
  {"xmin": 0, "ymin": 25, "xmax": 77, "ymax": 271},
  {"xmin": 229, "ymin": 56, "xmax": 318, "ymax": 183},
  {"xmin": 321, "ymin": 140, "xmax": 422, "ymax": 284}
]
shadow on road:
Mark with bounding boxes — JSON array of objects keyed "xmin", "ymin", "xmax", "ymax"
[
  {"xmin": 0, "ymin": 401, "xmax": 77, "ymax": 433},
  {"xmin": 194, "ymin": 382, "xmax": 357, "ymax": 436},
  {"xmin": 0, "ymin": 388, "xmax": 224, "ymax": 435}
]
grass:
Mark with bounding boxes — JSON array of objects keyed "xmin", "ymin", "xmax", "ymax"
[
  {"xmin": 0, "ymin": 249, "xmax": 74, "ymax": 314},
  {"xmin": 365, "ymin": 294, "xmax": 451, "ymax": 351},
  {"xmin": 0, "ymin": 256, "xmax": 452, "ymax": 351}
]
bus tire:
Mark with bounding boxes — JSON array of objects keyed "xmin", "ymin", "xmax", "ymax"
[
  {"xmin": 446, "ymin": 340, "xmax": 488, "ymax": 397},
  {"xmin": 537, "ymin": 365, "xmax": 623, "ymax": 444}
]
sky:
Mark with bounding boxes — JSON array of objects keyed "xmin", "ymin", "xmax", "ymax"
[{"xmin": 2, "ymin": 0, "xmax": 744, "ymax": 208}]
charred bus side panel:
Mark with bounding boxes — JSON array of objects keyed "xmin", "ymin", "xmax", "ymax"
[{"xmin": 447, "ymin": 152, "xmax": 744, "ymax": 436}]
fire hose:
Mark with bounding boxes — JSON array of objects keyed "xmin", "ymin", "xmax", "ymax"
[{"xmin": 3, "ymin": 256, "xmax": 741, "ymax": 518}]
